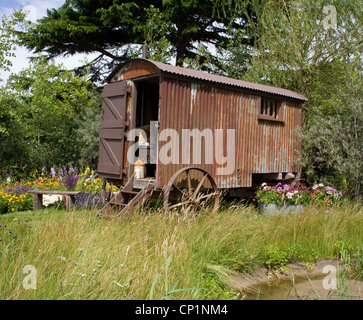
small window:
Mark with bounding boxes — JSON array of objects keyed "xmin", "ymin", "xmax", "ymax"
[{"xmin": 259, "ymin": 98, "xmax": 284, "ymax": 122}]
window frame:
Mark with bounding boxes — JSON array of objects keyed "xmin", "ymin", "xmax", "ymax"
[{"xmin": 258, "ymin": 97, "xmax": 285, "ymax": 123}]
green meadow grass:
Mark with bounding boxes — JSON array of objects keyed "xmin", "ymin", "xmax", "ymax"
[{"xmin": 0, "ymin": 203, "xmax": 362, "ymax": 299}]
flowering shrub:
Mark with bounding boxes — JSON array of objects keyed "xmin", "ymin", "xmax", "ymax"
[
  {"xmin": 0, "ymin": 166, "xmax": 118, "ymax": 214},
  {"xmin": 0, "ymin": 188, "xmax": 33, "ymax": 213},
  {"xmin": 254, "ymin": 182, "xmax": 343, "ymax": 206},
  {"xmin": 63, "ymin": 174, "xmax": 79, "ymax": 191}
]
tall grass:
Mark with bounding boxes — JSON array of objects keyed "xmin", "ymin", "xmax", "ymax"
[{"xmin": 0, "ymin": 203, "xmax": 362, "ymax": 299}]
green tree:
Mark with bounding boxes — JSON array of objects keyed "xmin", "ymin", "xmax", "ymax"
[
  {"xmin": 0, "ymin": 10, "xmax": 24, "ymax": 82},
  {"xmin": 298, "ymin": 66, "xmax": 362, "ymax": 198},
  {"xmin": 0, "ymin": 56, "xmax": 100, "ymax": 178},
  {"xmin": 226, "ymin": 0, "xmax": 362, "ymax": 197},
  {"xmin": 233, "ymin": 0, "xmax": 361, "ymax": 96},
  {"xmin": 17, "ymin": 0, "xmax": 253, "ymax": 81}
]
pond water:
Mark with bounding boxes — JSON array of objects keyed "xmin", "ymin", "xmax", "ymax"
[{"xmin": 244, "ymin": 274, "xmax": 363, "ymax": 300}]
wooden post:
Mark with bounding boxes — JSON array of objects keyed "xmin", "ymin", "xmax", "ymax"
[
  {"xmin": 101, "ymin": 179, "xmax": 107, "ymax": 205},
  {"xmin": 33, "ymin": 193, "xmax": 43, "ymax": 212},
  {"xmin": 65, "ymin": 195, "xmax": 76, "ymax": 212}
]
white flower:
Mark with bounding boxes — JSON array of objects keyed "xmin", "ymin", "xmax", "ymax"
[
  {"xmin": 57, "ymin": 256, "xmax": 66, "ymax": 261},
  {"xmin": 43, "ymin": 195, "xmax": 62, "ymax": 206},
  {"xmin": 76, "ymin": 272, "xmax": 87, "ymax": 277},
  {"xmin": 77, "ymin": 247, "xmax": 85, "ymax": 251},
  {"xmin": 62, "ymin": 280, "xmax": 73, "ymax": 286}
]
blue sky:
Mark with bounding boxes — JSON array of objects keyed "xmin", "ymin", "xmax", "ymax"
[{"xmin": 0, "ymin": 0, "xmax": 97, "ymax": 84}]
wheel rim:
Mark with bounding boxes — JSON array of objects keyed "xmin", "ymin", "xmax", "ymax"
[{"xmin": 163, "ymin": 167, "xmax": 219, "ymax": 216}]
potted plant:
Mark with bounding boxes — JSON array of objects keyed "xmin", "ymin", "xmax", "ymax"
[{"xmin": 254, "ymin": 182, "xmax": 342, "ymax": 215}]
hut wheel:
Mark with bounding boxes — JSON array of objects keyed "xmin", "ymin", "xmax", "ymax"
[{"xmin": 163, "ymin": 167, "xmax": 219, "ymax": 216}]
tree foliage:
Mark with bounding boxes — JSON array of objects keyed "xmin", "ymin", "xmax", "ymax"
[
  {"xmin": 0, "ymin": 10, "xmax": 24, "ymax": 81},
  {"xmin": 298, "ymin": 68, "xmax": 362, "ymax": 198},
  {"xmin": 0, "ymin": 56, "xmax": 101, "ymax": 178},
  {"xmin": 17, "ymin": 0, "xmax": 253, "ymax": 81},
  {"xmin": 227, "ymin": 0, "xmax": 362, "ymax": 198}
]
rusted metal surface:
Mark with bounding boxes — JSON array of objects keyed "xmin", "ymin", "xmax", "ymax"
[
  {"xmin": 109, "ymin": 59, "xmax": 307, "ymax": 102},
  {"xmin": 108, "ymin": 60, "xmax": 159, "ymax": 82},
  {"xmin": 163, "ymin": 166, "xmax": 219, "ymax": 215},
  {"xmin": 157, "ymin": 77, "xmax": 302, "ymax": 189},
  {"xmin": 104, "ymin": 59, "xmax": 305, "ymax": 190}
]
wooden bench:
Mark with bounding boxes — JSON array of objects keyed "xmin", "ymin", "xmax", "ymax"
[{"xmin": 28, "ymin": 190, "xmax": 81, "ymax": 212}]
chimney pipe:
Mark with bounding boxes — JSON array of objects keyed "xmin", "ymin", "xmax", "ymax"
[{"xmin": 142, "ymin": 44, "xmax": 147, "ymax": 59}]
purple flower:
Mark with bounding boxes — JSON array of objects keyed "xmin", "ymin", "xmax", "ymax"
[
  {"xmin": 51, "ymin": 167, "xmax": 56, "ymax": 178},
  {"xmin": 63, "ymin": 174, "xmax": 79, "ymax": 191},
  {"xmin": 9, "ymin": 230, "xmax": 12, "ymax": 233}
]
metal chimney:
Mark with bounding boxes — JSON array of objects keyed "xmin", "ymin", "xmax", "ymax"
[{"xmin": 142, "ymin": 44, "xmax": 147, "ymax": 59}]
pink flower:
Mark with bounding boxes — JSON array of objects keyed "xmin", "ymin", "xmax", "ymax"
[{"xmin": 277, "ymin": 187, "xmax": 282, "ymax": 192}]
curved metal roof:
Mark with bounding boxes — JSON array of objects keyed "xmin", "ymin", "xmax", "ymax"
[{"xmin": 109, "ymin": 58, "xmax": 308, "ymax": 102}]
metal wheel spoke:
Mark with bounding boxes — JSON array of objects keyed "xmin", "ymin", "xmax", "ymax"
[
  {"xmin": 168, "ymin": 201, "xmax": 192, "ymax": 210},
  {"xmin": 186, "ymin": 169, "xmax": 192, "ymax": 197},
  {"xmin": 192, "ymin": 173, "xmax": 209, "ymax": 199},
  {"xmin": 196, "ymin": 192, "xmax": 218, "ymax": 202},
  {"xmin": 173, "ymin": 183, "xmax": 195, "ymax": 202},
  {"xmin": 163, "ymin": 166, "xmax": 219, "ymax": 215}
]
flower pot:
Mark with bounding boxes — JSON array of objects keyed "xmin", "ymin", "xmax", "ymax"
[{"xmin": 259, "ymin": 203, "xmax": 306, "ymax": 216}]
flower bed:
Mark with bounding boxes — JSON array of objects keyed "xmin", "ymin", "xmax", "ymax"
[
  {"xmin": 254, "ymin": 182, "xmax": 343, "ymax": 207},
  {"xmin": 0, "ymin": 167, "xmax": 117, "ymax": 214}
]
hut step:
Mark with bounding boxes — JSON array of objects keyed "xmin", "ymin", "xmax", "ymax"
[
  {"xmin": 116, "ymin": 183, "xmax": 154, "ymax": 218},
  {"xmin": 97, "ymin": 179, "xmax": 153, "ymax": 218}
]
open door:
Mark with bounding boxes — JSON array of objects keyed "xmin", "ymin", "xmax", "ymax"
[{"xmin": 97, "ymin": 81, "xmax": 127, "ymax": 179}]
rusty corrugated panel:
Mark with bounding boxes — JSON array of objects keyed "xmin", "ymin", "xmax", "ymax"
[
  {"xmin": 111, "ymin": 59, "xmax": 307, "ymax": 102},
  {"xmin": 251, "ymin": 101, "xmax": 301, "ymax": 174},
  {"xmin": 158, "ymin": 76, "xmax": 303, "ymax": 189},
  {"xmin": 107, "ymin": 60, "xmax": 159, "ymax": 82},
  {"xmin": 149, "ymin": 59, "xmax": 307, "ymax": 102}
]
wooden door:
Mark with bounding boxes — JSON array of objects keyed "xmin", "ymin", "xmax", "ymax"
[{"xmin": 97, "ymin": 81, "xmax": 127, "ymax": 179}]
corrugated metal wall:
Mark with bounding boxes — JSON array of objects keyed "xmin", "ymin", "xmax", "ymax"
[{"xmin": 157, "ymin": 77, "xmax": 301, "ymax": 189}]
